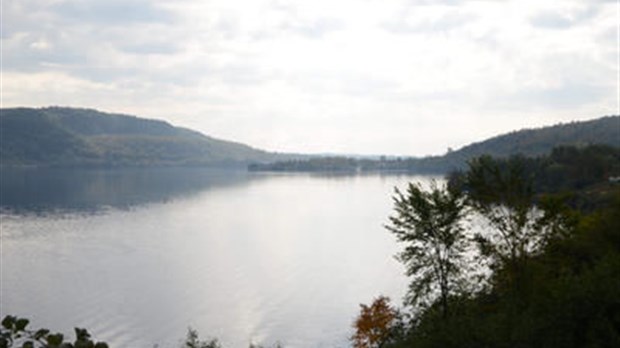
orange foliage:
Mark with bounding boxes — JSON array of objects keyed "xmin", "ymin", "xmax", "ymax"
[{"xmin": 351, "ymin": 296, "xmax": 398, "ymax": 348}]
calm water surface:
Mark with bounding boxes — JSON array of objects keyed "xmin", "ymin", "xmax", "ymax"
[{"xmin": 0, "ymin": 168, "xmax": 438, "ymax": 348}]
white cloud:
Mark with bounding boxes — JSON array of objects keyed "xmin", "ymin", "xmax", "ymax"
[
  {"xmin": 2, "ymin": 0, "xmax": 617, "ymax": 155},
  {"xmin": 529, "ymin": 5, "xmax": 599, "ymax": 29}
]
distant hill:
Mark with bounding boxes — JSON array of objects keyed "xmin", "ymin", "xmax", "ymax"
[
  {"xmin": 434, "ymin": 115, "xmax": 620, "ymax": 170},
  {"xmin": 250, "ymin": 116, "xmax": 620, "ymax": 173},
  {"xmin": 3, "ymin": 108, "xmax": 618, "ymax": 171},
  {"xmin": 0, "ymin": 107, "xmax": 285, "ymax": 167}
]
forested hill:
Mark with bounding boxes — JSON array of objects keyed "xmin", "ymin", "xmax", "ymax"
[
  {"xmin": 3, "ymin": 108, "xmax": 618, "ymax": 170},
  {"xmin": 0, "ymin": 107, "xmax": 284, "ymax": 167},
  {"xmin": 250, "ymin": 115, "xmax": 620, "ymax": 173},
  {"xmin": 438, "ymin": 115, "xmax": 620, "ymax": 168}
]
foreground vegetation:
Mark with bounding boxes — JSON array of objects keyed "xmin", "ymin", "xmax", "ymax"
[
  {"xmin": 0, "ymin": 316, "xmax": 108, "ymax": 348},
  {"xmin": 0, "ymin": 320, "xmax": 279, "ymax": 348},
  {"xmin": 352, "ymin": 144, "xmax": 620, "ymax": 348}
]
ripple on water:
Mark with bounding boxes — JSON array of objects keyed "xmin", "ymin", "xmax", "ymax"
[{"xmin": 1, "ymin": 172, "xmax": 422, "ymax": 348}]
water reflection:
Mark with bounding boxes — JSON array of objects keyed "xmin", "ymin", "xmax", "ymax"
[
  {"xmin": 0, "ymin": 167, "xmax": 254, "ymax": 213},
  {"xmin": 1, "ymin": 169, "xmax": 437, "ymax": 347}
]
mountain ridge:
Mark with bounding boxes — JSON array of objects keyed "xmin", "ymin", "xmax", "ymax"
[
  {"xmin": 1, "ymin": 107, "xmax": 618, "ymax": 170},
  {"xmin": 0, "ymin": 107, "xmax": 285, "ymax": 167},
  {"xmin": 249, "ymin": 115, "xmax": 620, "ymax": 173},
  {"xmin": 443, "ymin": 115, "xmax": 619, "ymax": 161}
]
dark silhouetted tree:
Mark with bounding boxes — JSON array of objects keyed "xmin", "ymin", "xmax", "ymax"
[
  {"xmin": 0, "ymin": 315, "xmax": 108, "ymax": 348},
  {"xmin": 463, "ymin": 155, "xmax": 579, "ymax": 294},
  {"xmin": 386, "ymin": 181, "xmax": 468, "ymax": 318},
  {"xmin": 181, "ymin": 328, "xmax": 221, "ymax": 348}
]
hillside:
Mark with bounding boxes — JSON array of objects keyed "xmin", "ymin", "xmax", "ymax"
[
  {"xmin": 250, "ymin": 115, "xmax": 620, "ymax": 173},
  {"xmin": 2, "ymin": 108, "xmax": 617, "ymax": 171},
  {"xmin": 0, "ymin": 107, "xmax": 283, "ymax": 167},
  {"xmin": 436, "ymin": 115, "xmax": 620, "ymax": 169}
]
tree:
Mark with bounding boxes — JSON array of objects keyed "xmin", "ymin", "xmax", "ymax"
[
  {"xmin": 180, "ymin": 328, "xmax": 221, "ymax": 348},
  {"xmin": 386, "ymin": 181, "xmax": 468, "ymax": 318},
  {"xmin": 0, "ymin": 316, "xmax": 108, "ymax": 348},
  {"xmin": 351, "ymin": 296, "xmax": 401, "ymax": 348},
  {"xmin": 465, "ymin": 155, "xmax": 535, "ymax": 259},
  {"xmin": 463, "ymin": 155, "xmax": 569, "ymax": 292}
]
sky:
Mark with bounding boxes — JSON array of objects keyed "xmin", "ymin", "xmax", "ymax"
[{"xmin": 2, "ymin": 0, "xmax": 619, "ymax": 156}]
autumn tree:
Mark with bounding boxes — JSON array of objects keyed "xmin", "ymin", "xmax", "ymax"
[
  {"xmin": 386, "ymin": 181, "xmax": 468, "ymax": 318},
  {"xmin": 351, "ymin": 296, "xmax": 401, "ymax": 348}
]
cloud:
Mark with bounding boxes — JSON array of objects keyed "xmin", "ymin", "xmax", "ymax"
[
  {"xmin": 383, "ymin": 12, "xmax": 475, "ymax": 34},
  {"xmin": 2, "ymin": 31, "xmax": 88, "ymax": 72},
  {"xmin": 491, "ymin": 83, "xmax": 610, "ymax": 112},
  {"xmin": 3, "ymin": 1, "xmax": 177, "ymax": 66},
  {"xmin": 529, "ymin": 6, "xmax": 599, "ymax": 29},
  {"xmin": 51, "ymin": 0, "xmax": 176, "ymax": 25},
  {"xmin": 2, "ymin": 0, "xmax": 617, "ymax": 155},
  {"xmin": 279, "ymin": 17, "xmax": 345, "ymax": 39},
  {"xmin": 406, "ymin": 0, "xmax": 466, "ymax": 6}
]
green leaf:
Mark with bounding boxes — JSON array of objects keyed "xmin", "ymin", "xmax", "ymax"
[
  {"xmin": 35, "ymin": 329, "xmax": 50, "ymax": 340},
  {"xmin": 1, "ymin": 316, "xmax": 15, "ymax": 330},
  {"xmin": 74, "ymin": 328, "xmax": 90, "ymax": 340},
  {"xmin": 15, "ymin": 319, "xmax": 29, "ymax": 331},
  {"xmin": 74, "ymin": 340, "xmax": 93, "ymax": 348},
  {"xmin": 0, "ymin": 336, "xmax": 10, "ymax": 348},
  {"xmin": 22, "ymin": 341, "xmax": 34, "ymax": 348},
  {"xmin": 47, "ymin": 333, "xmax": 64, "ymax": 346}
]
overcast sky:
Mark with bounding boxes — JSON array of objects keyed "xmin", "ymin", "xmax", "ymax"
[{"xmin": 2, "ymin": 0, "xmax": 618, "ymax": 156}]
